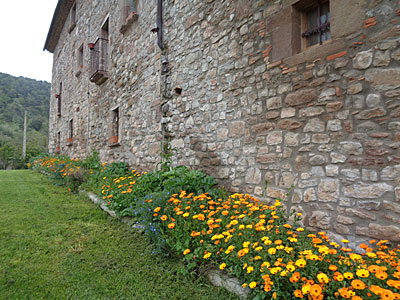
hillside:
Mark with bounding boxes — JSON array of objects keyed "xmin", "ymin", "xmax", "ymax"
[{"xmin": 0, "ymin": 72, "xmax": 50, "ymax": 150}]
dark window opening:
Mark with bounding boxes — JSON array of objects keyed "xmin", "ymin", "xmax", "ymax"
[
  {"xmin": 57, "ymin": 82, "xmax": 62, "ymax": 116},
  {"xmin": 175, "ymin": 87, "xmax": 182, "ymax": 95},
  {"xmin": 109, "ymin": 107, "xmax": 120, "ymax": 146},
  {"xmin": 56, "ymin": 131, "xmax": 61, "ymax": 152},
  {"xmin": 67, "ymin": 119, "xmax": 73, "ymax": 145},
  {"xmin": 301, "ymin": 1, "xmax": 330, "ymax": 48}
]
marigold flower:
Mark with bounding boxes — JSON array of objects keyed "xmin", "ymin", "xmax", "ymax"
[
  {"xmin": 249, "ymin": 281, "xmax": 257, "ymax": 289},
  {"xmin": 219, "ymin": 263, "xmax": 226, "ymax": 270},
  {"xmin": 183, "ymin": 249, "xmax": 190, "ymax": 255},
  {"xmin": 294, "ymin": 289, "xmax": 303, "ymax": 298},
  {"xmin": 168, "ymin": 223, "xmax": 175, "ymax": 229},
  {"xmin": 154, "ymin": 207, "xmax": 161, "ymax": 212},
  {"xmin": 344, "ymin": 272, "xmax": 354, "ymax": 280},
  {"xmin": 310, "ymin": 284, "xmax": 322, "ymax": 297},
  {"xmin": 356, "ymin": 269, "xmax": 369, "ymax": 278},
  {"xmin": 247, "ymin": 266, "xmax": 254, "ymax": 273},
  {"xmin": 160, "ymin": 215, "xmax": 168, "ymax": 221},
  {"xmin": 295, "ymin": 259, "xmax": 306, "ymax": 268},
  {"xmin": 351, "ymin": 279, "xmax": 367, "ymax": 290}
]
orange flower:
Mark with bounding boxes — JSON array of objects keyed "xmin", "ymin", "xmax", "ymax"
[
  {"xmin": 290, "ymin": 272, "xmax": 301, "ymax": 283},
  {"xmin": 183, "ymin": 249, "xmax": 190, "ymax": 255},
  {"xmin": 310, "ymin": 284, "xmax": 322, "ymax": 297},
  {"xmin": 329, "ymin": 264, "xmax": 338, "ymax": 271},
  {"xmin": 160, "ymin": 215, "xmax": 168, "ymax": 221},
  {"xmin": 375, "ymin": 271, "xmax": 388, "ymax": 280},
  {"xmin": 294, "ymin": 289, "xmax": 303, "ymax": 298},
  {"xmin": 154, "ymin": 207, "xmax": 161, "ymax": 212},
  {"xmin": 351, "ymin": 279, "xmax": 367, "ymax": 290},
  {"xmin": 168, "ymin": 223, "xmax": 175, "ymax": 229}
]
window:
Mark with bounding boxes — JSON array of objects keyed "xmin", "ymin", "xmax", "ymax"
[
  {"xmin": 67, "ymin": 119, "xmax": 73, "ymax": 145},
  {"xmin": 89, "ymin": 18, "xmax": 109, "ymax": 85},
  {"xmin": 56, "ymin": 131, "xmax": 61, "ymax": 152},
  {"xmin": 120, "ymin": 0, "xmax": 138, "ymax": 33},
  {"xmin": 75, "ymin": 44, "xmax": 83, "ymax": 77},
  {"xmin": 68, "ymin": 2, "xmax": 77, "ymax": 33},
  {"xmin": 109, "ymin": 107, "xmax": 120, "ymax": 146},
  {"xmin": 57, "ymin": 82, "xmax": 62, "ymax": 116},
  {"xmin": 301, "ymin": 1, "xmax": 330, "ymax": 48}
]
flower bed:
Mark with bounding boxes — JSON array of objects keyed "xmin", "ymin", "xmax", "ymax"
[{"xmin": 30, "ymin": 155, "xmax": 400, "ymax": 300}]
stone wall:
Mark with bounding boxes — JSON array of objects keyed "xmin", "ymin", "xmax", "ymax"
[{"xmin": 48, "ymin": 0, "xmax": 400, "ymax": 244}]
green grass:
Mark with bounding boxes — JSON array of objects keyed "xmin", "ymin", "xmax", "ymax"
[{"xmin": 0, "ymin": 170, "xmax": 238, "ymax": 300}]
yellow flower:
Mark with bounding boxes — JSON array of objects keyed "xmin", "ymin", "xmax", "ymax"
[
  {"xmin": 154, "ymin": 207, "xmax": 161, "ymax": 212},
  {"xmin": 356, "ymin": 269, "xmax": 369, "ymax": 278},
  {"xmin": 249, "ymin": 281, "xmax": 257, "ymax": 289},
  {"xmin": 343, "ymin": 272, "xmax": 354, "ymax": 280},
  {"xmin": 295, "ymin": 259, "xmax": 306, "ymax": 268},
  {"xmin": 183, "ymin": 249, "xmax": 190, "ymax": 255},
  {"xmin": 268, "ymin": 248, "xmax": 277, "ymax": 255},
  {"xmin": 243, "ymin": 241, "xmax": 251, "ymax": 248},
  {"xmin": 219, "ymin": 263, "xmax": 226, "ymax": 270},
  {"xmin": 247, "ymin": 266, "xmax": 254, "ymax": 273},
  {"xmin": 317, "ymin": 273, "xmax": 329, "ymax": 284},
  {"xmin": 203, "ymin": 252, "xmax": 212, "ymax": 259},
  {"xmin": 183, "ymin": 212, "xmax": 189, "ymax": 218},
  {"xmin": 167, "ymin": 223, "xmax": 175, "ymax": 229},
  {"xmin": 160, "ymin": 215, "xmax": 168, "ymax": 221}
]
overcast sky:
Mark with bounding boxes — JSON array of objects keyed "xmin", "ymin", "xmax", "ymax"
[{"xmin": 0, "ymin": 0, "xmax": 58, "ymax": 83}]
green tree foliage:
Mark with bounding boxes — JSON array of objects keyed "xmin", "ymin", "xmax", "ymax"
[{"xmin": 0, "ymin": 72, "xmax": 50, "ymax": 169}]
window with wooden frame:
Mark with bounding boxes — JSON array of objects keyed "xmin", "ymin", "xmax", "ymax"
[
  {"xmin": 57, "ymin": 82, "xmax": 62, "ymax": 116},
  {"xmin": 68, "ymin": 2, "xmax": 77, "ymax": 33},
  {"xmin": 120, "ymin": 0, "xmax": 138, "ymax": 33},
  {"xmin": 300, "ymin": 0, "xmax": 330, "ymax": 49},
  {"xmin": 67, "ymin": 119, "xmax": 73, "ymax": 145},
  {"xmin": 109, "ymin": 107, "xmax": 120, "ymax": 146}
]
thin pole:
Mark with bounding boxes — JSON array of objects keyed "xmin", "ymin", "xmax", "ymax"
[{"xmin": 23, "ymin": 111, "xmax": 27, "ymax": 159}]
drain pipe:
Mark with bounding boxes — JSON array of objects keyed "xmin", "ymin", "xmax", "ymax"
[{"xmin": 156, "ymin": 0, "xmax": 164, "ymax": 50}]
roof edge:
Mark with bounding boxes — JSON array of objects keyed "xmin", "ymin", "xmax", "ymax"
[{"xmin": 44, "ymin": 0, "xmax": 74, "ymax": 53}]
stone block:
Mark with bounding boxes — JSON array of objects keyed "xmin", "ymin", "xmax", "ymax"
[
  {"xmin": 347, "ymin": 83, "xmax": 363, "ymax": 95},
  {"xmin": 353, "ymin": 49, "xmax": 373, "ymax": 69},
  {"xmin": 308, "ymin": 210, "xmax": 331, "ymax": 229},
  {"xmin": 337, "ymin": 215, "xmax": 354, "ymax": 225},
  {"xmin": 358, "ymin": 201, "xmax": 381, "ymax": 211},
  {"xmin": 279, "ymin": 172, "xmax": 296, "ymax": 188},
  {"xmin": 251, "ymin": 122, "xmax": 274, "ymax": 135},
  {"xmin": 245, "ymin": 168, "xmax": 262, "ymax": 184},
  {"xmin": 381, "ymin": 165, "xmax": 400, "ymax": 180},
  {"xmin": 310, "ymin": 155, "xmax": 326, "ymax": 166},
  {"xmin": 280, "ymin": 107, "xmax": 296, "ymax": 118},
  {"xmin": 339, "ymin": 141, "xmax": 363, "ymax": 155},
  {"xmin": 365, "ymin": 93, "xmax": 381, "ymax": 107},
  {"xmin": 326, "ymin": 165, "xmax": 339, "ymax": 176},
  {"xmin": 299, "ymin": 107, "xmax": 324, "ymax": 118},
  {"xmin": 343, "ymin": 182, "xmax": 394, "ymax": 199},
  {"xmin": 330, "ymin": 0, "xmax": 365, "ymax": 38},
  {"xmin": 277, "ymin": 119, "xmax": 302, "ymax": 130},
  {"xmin": 327, "ymin": 120, "xmax": 342, "ymax": 132},
  {"xmin": 355, "ymin": 107, "xmax": 386, "ymax": 120},
  {"xmin": 285, "ymin": 89, "xmax": 316, "ymax": 106},
  {"xmin": 365, "ymin": 68, "xmax": 400, "ymax": 91},
  {"xmin": 267, "ymin": 131, "xmax": 283, "ymax": 145},
  {"xmin": 256, "ymin": 153, "xmax": 276, "ymax": 164},
  {"xmin": 318, "ymin": 179, "xmax": 339, "ymax": 202},
  {"xmin": 304, "ymin": 188, "xmax": 317, "ymax": 202},
  {"xmin": 312, "ymin": 134, "xmax": 330, "ymax": 144},
  {"xmin": 356, "ymin": 223, "xmax": 400, "ymax": 242},
  {"xmin": 345, "ymin": 208, "xmax": 376, "ymax": 221},
  {"xmin": 229, "ymin": 121, "xmax": 245, "ymax": 138},
  {"xmin": 304, "ymin": 118, "xmax": 325, "ymax": 133},
  {"xmin": 284, "ymin": 132, "xmax": 299, "ymax": 147},
  {"xmin": 266, "ymin": 96, "xmax": 282, "ymax": 110},
  {"xmin": 373, "ymin": 50, "xmax": 390, "ymax": 67}
]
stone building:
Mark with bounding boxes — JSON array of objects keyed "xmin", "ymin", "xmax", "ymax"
[{"xmin": 44, "ymin": 0, "xmax": 400, "ymax": 245}]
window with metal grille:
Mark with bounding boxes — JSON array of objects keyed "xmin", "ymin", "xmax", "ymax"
[{"xmin": 301, "ymin": 1, "xmax": 330, "ymax": 48}]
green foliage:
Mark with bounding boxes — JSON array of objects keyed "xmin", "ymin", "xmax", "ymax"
[
  {"xmin": 0, "ymin": 72, "xmax": 50, "ymax": 151},
  {"xmin": 0, "ymin": 170, "xmax": 237, "ymax": 299}
]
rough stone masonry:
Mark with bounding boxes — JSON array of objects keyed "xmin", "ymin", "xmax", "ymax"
[{"xmin": 45, "ymin": 0, "xmax": 400, "ymax": 246}]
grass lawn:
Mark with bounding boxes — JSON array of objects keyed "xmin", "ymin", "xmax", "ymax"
[{"xmin": 0, "ymin": 170, "xmax": 238, "ymax": 299}]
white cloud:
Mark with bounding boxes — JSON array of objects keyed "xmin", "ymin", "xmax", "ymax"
[{"xmin": 0, "ymin": 0, "xmax": 58, "ymax": 82}]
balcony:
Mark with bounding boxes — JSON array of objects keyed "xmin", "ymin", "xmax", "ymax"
[{"xmin": 89, "ymin": 38, "xmax": 109, "ymax": 85}]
